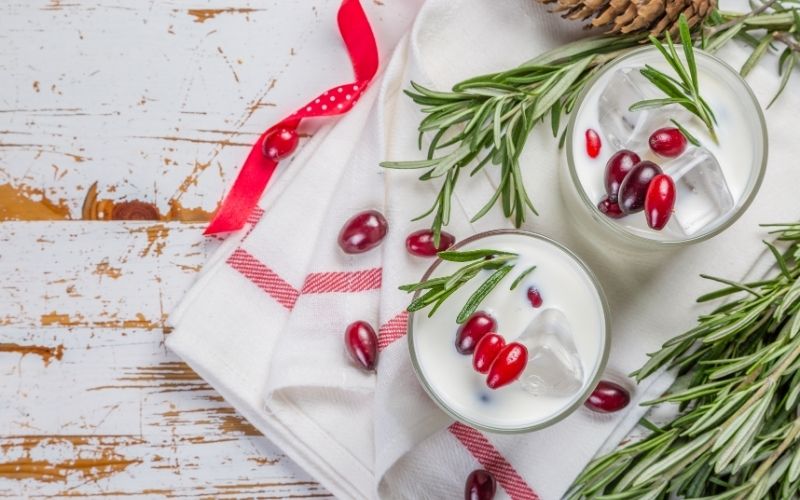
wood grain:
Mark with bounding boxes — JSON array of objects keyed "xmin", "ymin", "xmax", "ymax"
[{"xmin": 0, "ymin": 0, "xmax": 402, "ymax": 496}]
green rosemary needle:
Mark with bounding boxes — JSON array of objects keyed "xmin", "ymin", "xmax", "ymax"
[{"xmin": 630, "ymin": 15, "xmax": 719, "ymax": 143}]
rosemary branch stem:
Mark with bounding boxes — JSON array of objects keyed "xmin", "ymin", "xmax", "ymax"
[
  {"xmin": 737, "ymin": 418, "xmax": 800, "ymax": 499},
  {"xmin": 774, "ymin": 32, "xmax": 800, "ymax": 53}
]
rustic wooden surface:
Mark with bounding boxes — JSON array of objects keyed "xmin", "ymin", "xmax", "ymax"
[{"xmin": 0, "ymin": 0, "xmax": 403, "ymax": 496}]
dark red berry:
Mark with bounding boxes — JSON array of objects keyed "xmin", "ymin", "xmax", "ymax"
[
  {"xmin": 465, "ymin": 469, "xmax": 496, "ymax": 500},
  {"xmin": 262, "ymin": 128, "xmax": 298, "ymax": 161},
  {"xmin": 597, "ymin": 196, "xmax": 625, "ymax": 219},
  {"xmin": 345, "ymin": 321, "xmax": 378, "ymax": 371},
  {"xmin": 604, "ymin": 149, "xmax": 641, "ymax": 199},
  {"xmin": 618, "ymin": 161, "xmax": 662, "ymax": 215},
  {"xmin": 585, "ymin": 128, "xmax": 601, "ymax": 158},
  {"xmin": 456, "ymin": 312, "xmax": 497, "ymax": 355},
  {"xmin": 649, "ymin": 127, "xmax": 687, "ymax": 157},
  {"xmin": 405, "ymin": 229, "xmax": 455, "ymax": 257},
  {"xmin": 486, "ymin": 342, "xmax": 527, "ymax": 389},
  {"xmin": 585, "ymin": 380, "xmax": 630, "ymax": 413},
  {"xmin": 472, "ymin": 333, "xmax": 506, "ymax": 374},
  {"xmin": 645, "ymin": 174, "xmax": 676, "ymax": 230},
  {"xmin": 527, "ymin": 287, "xmax": 543, "ymax": 308},
  {"xmin": 338, "ymin": 210, "xmax": 388, "ymax": 254}
]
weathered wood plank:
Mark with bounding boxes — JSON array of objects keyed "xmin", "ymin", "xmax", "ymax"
[
  {"xmin": 0, "ymin": 221, "xmax": 329, "ymax": 497},
  {"xmin": 0, "ymin": 0, "xmax": 391, "ymax": 222}
]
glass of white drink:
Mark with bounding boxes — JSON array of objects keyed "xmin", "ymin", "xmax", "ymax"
[
  {"xmin": 408, "ymin": 230, "xmax": 610, "ymax": 433},
  {"xmin": 561, "ymin": 46, "xmax": 768, "ymax": 250}
]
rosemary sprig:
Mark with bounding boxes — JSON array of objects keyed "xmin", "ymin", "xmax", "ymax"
[
  {"xmin": 380, "ymin": 35, "xmax": 646, "ymax": 245},
  {"xmin": 401, "ymin": 249, "xmax": 535, "ymax": 322},
  {"xmin": 384, "ymin": 2, "xmax": 799, "ymax": 243},
  {"xmin": 631, "ymin": 15, "xmax": 718, "ymax": 143},
  {"xmin": 568, "ymin": 222, "xmax": 800, "ymax": 499}
]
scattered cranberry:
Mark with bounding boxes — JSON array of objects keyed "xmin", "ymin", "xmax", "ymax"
[
  {"xmin": 486, "ymin": 342, "xmax": 528, "ymax": 389},
  {"xmin": 527, "ymin": 287, "xmax": 543, "ymax": 308},
  {"xmin": 585, "ymin": 380, "xmax": 631, "ymax": 413},
  {"xmin": 472, "ymin": 333, "xmax": 506, "ymax": 374},
  {"xmin": 456, "ymin": 311, "xmax": 497, "ymax": 355},
  {"xmin": 604, "ymin": 149, "xmax": 641, "ymax": 199},
  {"xmin": 465, "ymin": 469, "xmax": 496, "ymax": 500},
  {"xmin": 645, "ymin": 174, "xmax": 676, "ymax": 230},
  {"xmin": 338, "ymin": 210, "xmax": 388, "ymax": 254},
  {"xmin": 597, "ymin": 196, "xmax": 625, "ymax": 219},
  {"xmin": 618, "ymin": 161, "xmax": 662, "ymax": 214},
  {"xmin": 344, "ymin": 321, "xmax": 378, "ymax": 371},
  {"xmin": 585, "ymin": 128, "xmax": 601, "ymax": 158},
  {"xmin": 649, "ymin": 127, "xmax": 687, "ymax": 157},
  {"xmin": 405, "ymin": 229, "xmax": 455, "ymax": 257},
  {"xmin": 262, "ymin": 128, "xmax": 298, "ymax": 161}
]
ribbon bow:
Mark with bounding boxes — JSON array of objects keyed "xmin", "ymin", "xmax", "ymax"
[{"xmin": 205, "ymin": 0, "xmax": 378, "ymax": 235}]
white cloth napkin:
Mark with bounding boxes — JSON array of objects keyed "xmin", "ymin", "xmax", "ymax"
[{"xmin": 168, "ymin": 1, "xmax": 800, "ymax": 498}]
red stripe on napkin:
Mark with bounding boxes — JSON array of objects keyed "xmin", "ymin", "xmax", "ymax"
[
  {"xmin": 377, "ymin": 310, "xmax": 409, "ymax": 351},
  {"xmin": 449, "ymin": 422, "xmax": 540, "ymax": 500},
  {"xmin": 227, "ymin": 249, "xmax": 300, "ymax": 310},
  {"xmin": 301, "ymin": 268, "xmax": 382, "ymax": 294}
]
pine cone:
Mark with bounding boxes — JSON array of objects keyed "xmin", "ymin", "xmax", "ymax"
[{"xmin": 538, "ymin": 0, "xmax": 717, "ymax": 36}]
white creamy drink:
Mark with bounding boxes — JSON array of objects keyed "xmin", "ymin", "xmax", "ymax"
[
  {"xmin": 561, "ymin": 47, "xmax": 767, "ymax": 248},
  {"xmin": 409, "ymin": 231, "xmax": 608, "ymax": 432}
]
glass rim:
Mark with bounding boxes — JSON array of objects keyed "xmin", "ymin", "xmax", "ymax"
[
  {"xmin": 406, "ymin": 229, "xmax": 611, "ymax": 434},
  {"xmin": 564, "ymin": 45, "xmax": 769, "ymax": 247}
]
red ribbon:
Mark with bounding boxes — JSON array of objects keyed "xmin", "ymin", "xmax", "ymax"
[{"xmin": 205, "ymin": 0, "xmax": 379, "ymax": 235}]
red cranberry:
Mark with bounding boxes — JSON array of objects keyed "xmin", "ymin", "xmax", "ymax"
[
  {"xmin": 262, "ymin": 128, "xmax": 298, "ymax": 161},
  {"xmin": 338, "ymin": 210, "xmax": 388, "ymax": 254},
  {"xmin": 344, "ymin": 321, "xmax": 378, "ymax": 371},
  {"xmin": 405, "ymin": 229, "xmax": 455, "ymax": 257},
  {"xmin": 465, "ymin": 469, "xmax": 496, "ymax": 500},
  {"xmin": 585, "ymin": 380, "xmax": 630, "ymax": 413},
  {"xmin": 604, "ymin": 149, "xmax": 641, "ymax": 199},
  {"xmin": 645, "ymin": 174, "xmax": 676, "ymax": 230},
  {"xmin": 618, "ymin": 161, "xmax": 662, "ymax": 215},
  {"xmin": 456, "ymin": 312, "xmax": 497, "ymax": 355},
  {"xmin": 527, "ymin": 287, "xmax": 543, "ymax": 308},
  {"xmin": 585, "ymin": 128, "xmax": 601, "ymax": 158},
  {"xmin": 649, "ymin": 127, "xmax": 687, "ymax": 157},
  {"xmin": 597, "ymin": 196, "xmax": 625, "ymax": 219},
  {"xmin": 486, "ymin": 342, "xmax": 527, "ymax": 389},
  {"xmin": 472, "ymin": 333, "xmax": 505, "ymax": 374}
]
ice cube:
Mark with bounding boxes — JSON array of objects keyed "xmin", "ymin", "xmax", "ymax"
[
  {"xmin": 517, "ymin": 308, "xmax": 584, "ymax": 397},
  {"xmin": 597, "ymin": 69, "xmax": 693, "ymax": 151},
  {"xmin": 662, "ymin": 148, "xmax": 734, "ymax": 236}
]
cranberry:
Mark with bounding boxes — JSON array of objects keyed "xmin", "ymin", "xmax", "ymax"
[
  {"xmin": 456, "ymin": 312, "xmax": 497, "ymax": 355},
  {"xmin": 527, "ymin": 287, "xmax": 543, "ymax": 308},
  {"xmin": 585, "ymin": 128, "xmax": 601, "ymax": 158},
  {"xmin": 649, "ymin": 127, "xmax": 687, "ymax": 157},
  {"xmin": 338, "ymin": 210, "xmax": 388, "ymax": 254},
  {"xmin": 344, "ymin": 321, "xmax": 378, "ymax": 371},
  {"xmin": 486, "ymin": 342, "xmax": 527, "ymax": 389},
  {"xmin": 465, "ymin": 469, "xmax": 496, "ymax": 500},
  {"xmin": 405, "ymin": 229, "xmax": 455, "ymax": 257},
  {"xmin": 472, "ymin": 333, "xmax": 506, "ymax": 374},
  {"xmin": 618, "ymin": 161, "xmax": 662, "ymax": 215},
  {"xmin": 645, "ymin": 174, "xmax": 676, "ymax": 230},
  {"xmin": 604, "ymin": 149, "xmax": 641, "ymax": 199},
  {"xmin": 262, "ymin": 128, "xmax": 298, "ymax": 161},
  {"xmin": 597, "ymin": 196, "xmax": 625, "ymax": 219},
  {"xmin": 585, "ymin": 380, "xmax": 630, "ymax": 413}
]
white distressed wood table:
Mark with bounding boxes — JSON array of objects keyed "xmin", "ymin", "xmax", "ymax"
[{"xmin": 0, "ymin": 0, "xmax": 409, "ymax": 496}]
